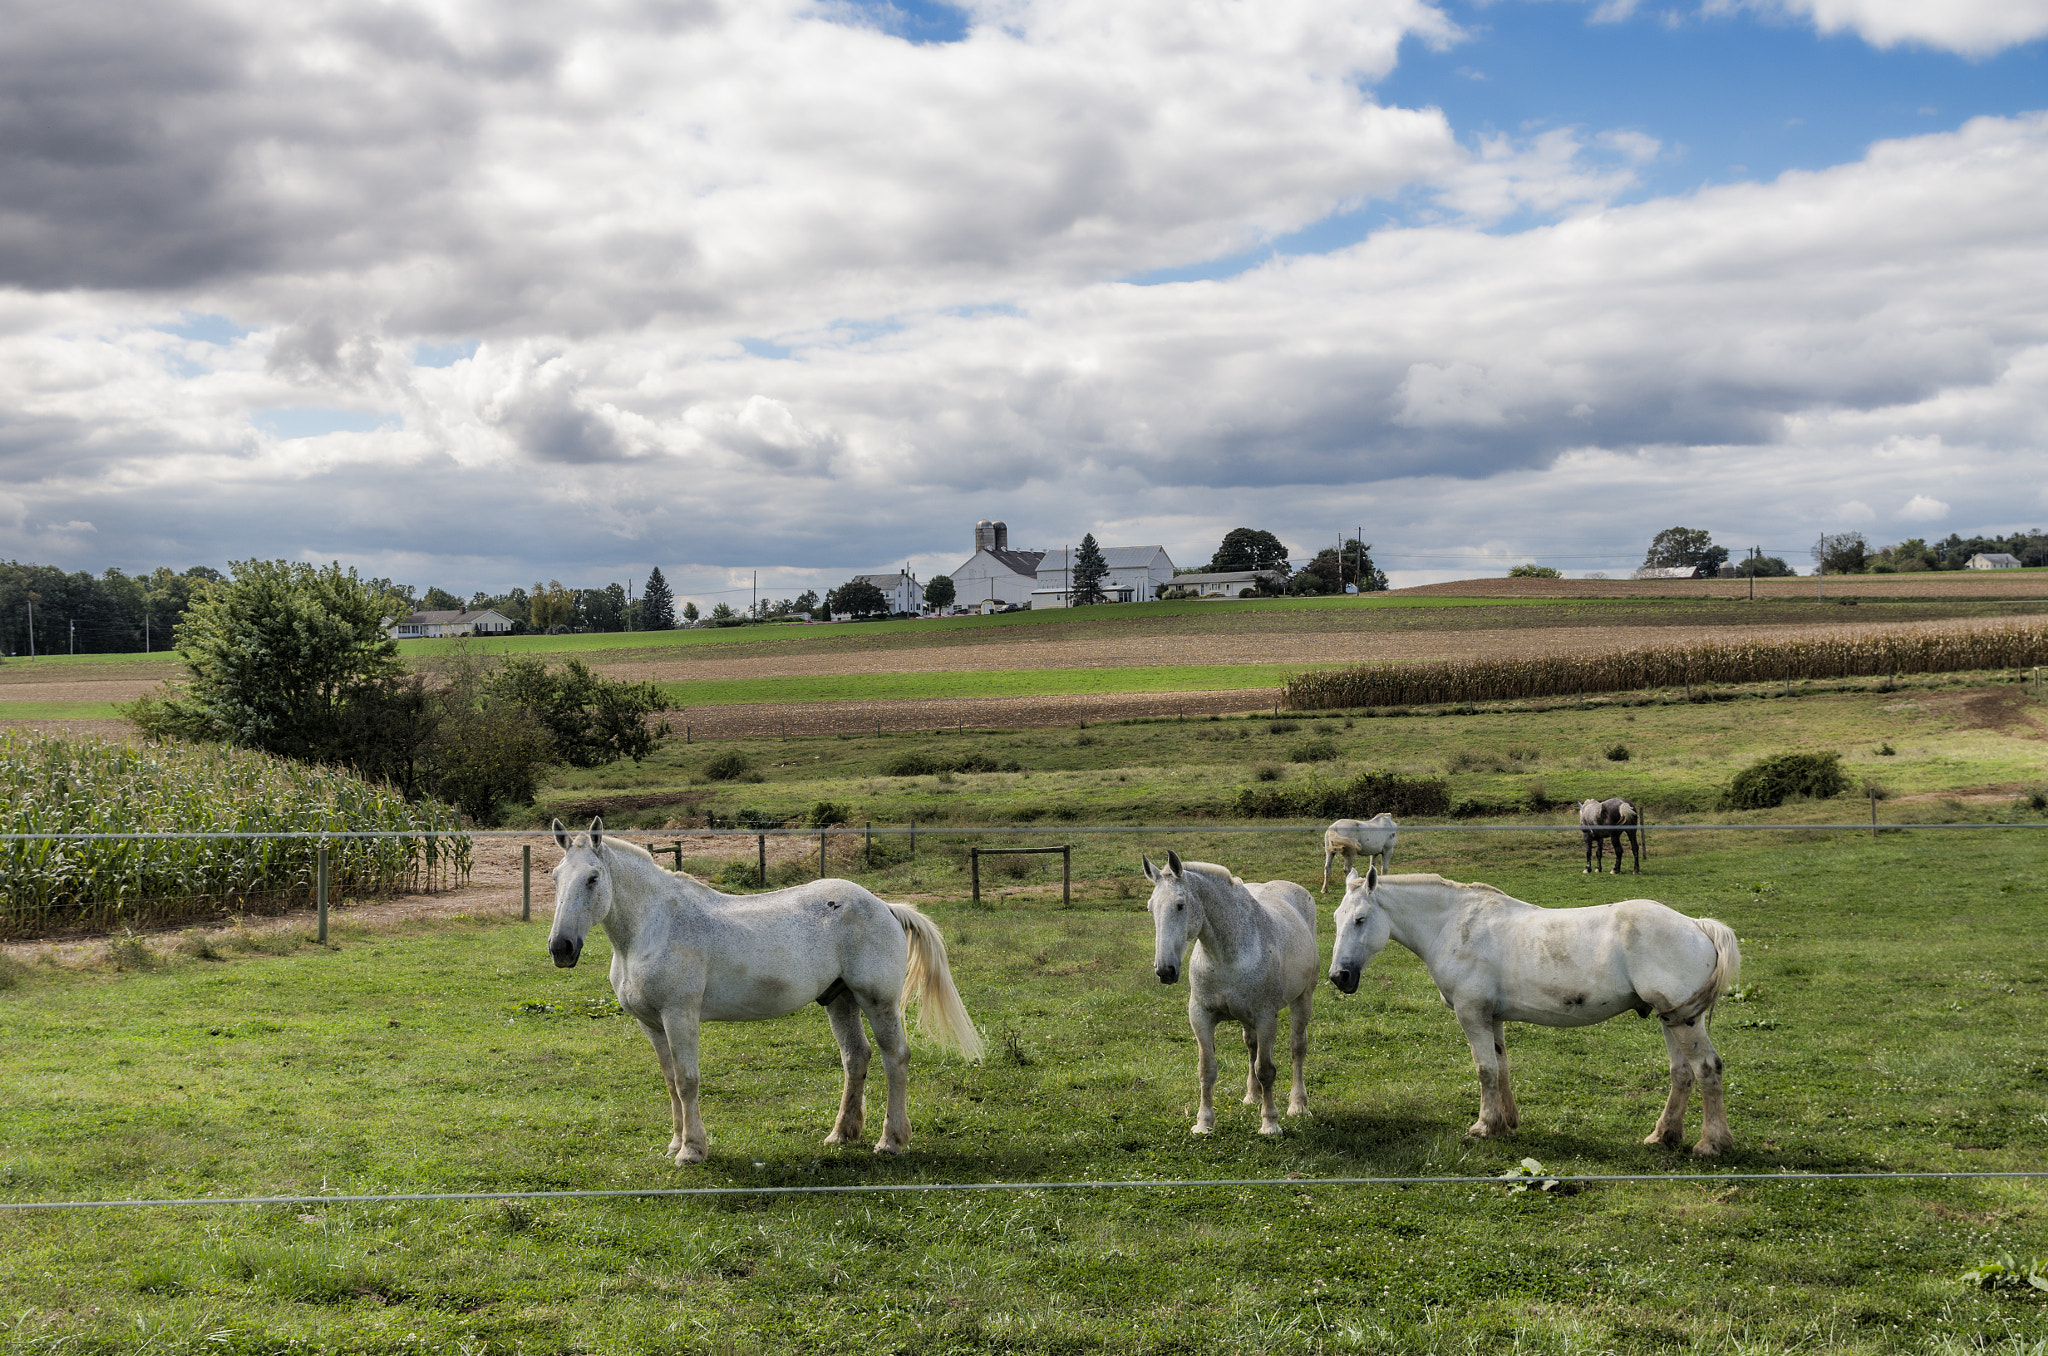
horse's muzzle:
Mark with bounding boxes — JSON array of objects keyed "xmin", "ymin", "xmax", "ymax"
[
  {"xmin": 1155, "ymin": 963, "xmax": 1179, "ymax": 985},
  {"xmin": 549, "ymin": 935, "xmax": 583, "ymax": 969},
  {"xmin": 1329, "ymin": 967, "xmax": 1359, "ymax": 995}
]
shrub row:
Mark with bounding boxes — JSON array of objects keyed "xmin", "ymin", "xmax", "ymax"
[
  {"xmin": 883, "ymin": 751, "xmax": 1024, "ymax": 776},
  {"xmin": 1283, "ymin": 623, "xmax": 2048, "ymax": 710},
  {"xmin": 0, "ymin": 730, "xmax": 468, "ymax": 936},
  {"xmin": 1234, "ymin": 769, "xmax": 1451, "ymax": 820}
]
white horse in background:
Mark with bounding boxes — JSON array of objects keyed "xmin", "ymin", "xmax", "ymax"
[
  {"xmin": 1579, "ymin": 798, "xmax": 1641, "ymax": 874},
  {"xmin": 1328, "ymin": 868, "xmax": 1740, "ymax": 1156},
  {"xmin": 546, "ymin": 818, "xmax": 982, "ymax": 1164},
  {"xmin": 1143, "ymin": 851, "xmax": 1319, "ymax": 1136},
  {"xmin": 1322, "ymin": 814, "xmax": 1397, "ymax": 891}
]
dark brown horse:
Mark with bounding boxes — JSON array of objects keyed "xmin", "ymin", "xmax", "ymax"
[{"xmin": 1579, "ymin": 798, "xmax": 1640, "ymax": 874}]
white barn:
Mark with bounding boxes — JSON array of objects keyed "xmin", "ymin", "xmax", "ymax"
[
  {"xmin": 948, "ymin": 520, "xmax": 1175, "ymax": 609},
  {"xmin": 1968, "ymin": 553, "xmax": 2023, "ymax": 570}
]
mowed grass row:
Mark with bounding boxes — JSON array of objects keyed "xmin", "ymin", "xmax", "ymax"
[
  {"xmin": 655, "ymin": 662, "xmax": 1309, "ymax": 708},
  {"xmin": 3, "ymin": 828, "xmax": 2045, "ymax": 1353}
]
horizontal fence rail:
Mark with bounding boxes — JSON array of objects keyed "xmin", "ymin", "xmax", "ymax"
[{"xmin": 7, "ymin": 1170, "xmax": 2048, "ymax": 1213}]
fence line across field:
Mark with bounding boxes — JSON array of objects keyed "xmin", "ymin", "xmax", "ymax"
[{"xmin": 6, "ymin": 1169, "xmax": 2048, "ymax": 1214}]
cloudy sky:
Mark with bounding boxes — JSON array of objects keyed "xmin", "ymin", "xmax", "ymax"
[{"xmin": 4, "ymin": 0, "xmax": 2046, "ymax": 603}]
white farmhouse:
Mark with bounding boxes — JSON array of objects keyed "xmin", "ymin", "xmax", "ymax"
[
  {"xmin": 1968, "ymin": 553, "xmax": 2023, "ymax": 569},
  {"xmin": 387, "ymin": 608, "xmax": 517, "ymax": 638},
  {"xmin": 948, "ymin": 520, "xmax": 1175, "ymax": 609},
  {"xmin": 856, "ymin": 570, "xmax": 924, "ymax": 615}
]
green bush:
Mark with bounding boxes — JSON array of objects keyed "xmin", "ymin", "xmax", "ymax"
[
  {"xmin": 1235, "ymin": 769, "xmax": 1449, "ymax": 820},
  {"xmin": 1726, "ymin": 751, "xmax": 1848, "ymax": 810},
  {"xmin": 884, "ymin": 752, "xmax": 942, "ymax": 776},
  {"xmin": 1605, "ymin": 744, "xmax": 1631, "ymax": 761},
  {"xmin": 805, "ymin": 800, "xmax": 852, "ymax": 828},
  {"xmin": 1289, "ymin": 740, "xmax": 1341, "ymax": 764},
  {"xmin": 883, "ymin": 751, "xmax": 1022, "ymax": 777},
  {"xmin": 703, "ymin": 750, "xmax": 754, "ymax": 781}
]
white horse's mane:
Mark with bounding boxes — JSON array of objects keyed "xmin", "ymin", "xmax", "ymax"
[
  {"xmin": 1376, "ymin": 872, "xmax": 1507, "ymax": 895},
  {"xmin": 1184, "ymin": 861, "xmax": 1245, "ymax": 888}
]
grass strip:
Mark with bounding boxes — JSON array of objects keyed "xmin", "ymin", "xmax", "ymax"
[
  {"xmin": 0, "ymin": 701, "xmax": 123, "ymax": 720},
  {"xmin": 657, "ymin": 663, "xmax": 1319, "ymax": 707}
]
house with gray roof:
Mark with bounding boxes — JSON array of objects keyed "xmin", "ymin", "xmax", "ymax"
[
  {"xmin": 387, "ymin": 608, "xmax": 517, "ymax": 638},
  {"xmin": 950, "ymin": 520, "xmax": 1175, "ymax": 609}
]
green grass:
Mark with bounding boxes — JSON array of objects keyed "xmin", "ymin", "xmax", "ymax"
[
  {"xmin": 0, "ymin": 701, "xmax": 123, "ymax": 720},
  {"xmin": 658, "ymin": 663, "xmax": 1315, "ymax": 708},
  {"xmin": 3, "ymin": 827, "xmax": 2046, "ymax": 1354}
]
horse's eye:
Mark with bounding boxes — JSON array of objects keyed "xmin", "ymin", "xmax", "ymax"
[
  {"xmin": 1174, "ymin": 902, "xmax": 1183, "ymax": 912},
  {"xmin": 587, "ymin": 873, "xmax": 599, "ymax": 885}
]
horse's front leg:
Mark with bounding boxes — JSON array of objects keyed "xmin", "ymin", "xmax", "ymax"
[
  {"xmin": 658, "ymin": 1007, "xmax": 708, "ymax": 1165},
  {"xmin": 1189, "ymin": 1002, "xmax": 1220, "ymax": 1134},
  {"xmin": 1286, "ymin": 992, "xmax": 1312, "ymax": 1118},
  {"xmin": 1247, "ymin": 1009, "xmax": 1283, "ymax": 1135},
  {"xmin": 1583, "ymin": 832, "xmax": 1595, "ymax": 874},
  {"xmin": 637, "ymin": 1019, "xmax": 688, "ymax": 1159},
  {"xmin": 862, "ymin": 1000, "xmax": 913, "ymax": 1155},
  {"xmin": 1646, "ymin": 1021, "xmax": 1694, "ymax": 1149},
  {"xmin": 822, "ymin": 991, "xmax": 871, "ymax": 1147},
  {"xmin": 1456, "ymin": 1006, "xmax": 1513, "ymax": 1137}
]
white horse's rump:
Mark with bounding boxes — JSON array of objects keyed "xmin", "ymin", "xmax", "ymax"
[
  {"xmin": 546, "ymin": 818, "xmax": 981, "ymax": 1164},
  {"xmin": 1144, "ymin": 852, "xmax": 1319, "ymax": 1136},
  {"xmin": 1328, "ymin": 869, "xmax": 1740, "ymax": 1155},
  {"xmin": 1322, "ymin": 815, "xmax": 1397, "ymax": 891},
  {"xmin": 1578, "ymin": 798, "xmax": 1640, "ymax": 874}
]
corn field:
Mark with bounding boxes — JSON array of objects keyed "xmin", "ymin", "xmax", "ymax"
[
  {"xmin": 0, "ymin": 730, "xmax": 470, "ymax": 937},
  {"xmin": 1283, "ymin": 622, "xmax": 2048, "ymax": 711}
]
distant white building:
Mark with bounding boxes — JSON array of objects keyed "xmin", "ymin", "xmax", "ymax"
[
  {"xmin": 1163, "ymin": 569, "xmax": 1287, "ymax": 599},
  {"xmin": 1968, "ymin": 553, "xmax": 2023, "ymax": 570},
  {"xmin": 387, "ymin": 608, "xmax": 517, "ymax": 639},
  {"xmin": 949, "ymin": 520, "xmax": 1175, "ymax": 608},
  {"xmin": 856, "ymin": 570, "xmax": 924, "ymax": 615}
]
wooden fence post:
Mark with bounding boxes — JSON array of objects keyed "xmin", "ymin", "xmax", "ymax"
[
  {"xmin": 521, "ymin": 844, "xmax": 531, "ymax": 922},
  {"xmin": 970, "ymin": 847, "xmax": 981, "ymax": 905},
  {"xmin": 1063, "ymin": 845, "xmax": 1071, "ymax": 906},
  {"xmin": 909, "ymin": 818, "xmax": 916, "ymax": 856},
  {"xmin": 316, "ymin": 844, "xmax": 329, "ymax": 944},
  {"xmin": 758, "ymin": 833, "xmax": 767, "ymax": 887},
  {"xmin": 818, "ymin": 830, "xmax": 826, "ymax": 880}
]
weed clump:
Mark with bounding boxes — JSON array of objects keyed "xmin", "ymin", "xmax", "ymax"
[
  {"xmin": 805, "ymin": 800, "xmax": 852, "ymax": 828},
  {"xmin": 1253, "ymin": 764, "xmax": 1283, "ymax": 783},
  {"xmin": 884, "ymin": 751, "xmax": 1022, "ymax": 776},
  {"xmin": 1236, "ymin": 769, "xmax": 1449, "ymax": 819},
  {"xmin": 1288, "ymin": 740, "xmax": 1340, "ymax": 764},
  {"xmin": 1725, "ymin": 751, "xmax": 1848, "ymax": 810},
  {"xmin": 1605, "ymin": 744, "xmax": 1631, "ymax": 762},
  {"xmin": 703, "ymin": 750, "xmax": 759, "ymax": 781}
]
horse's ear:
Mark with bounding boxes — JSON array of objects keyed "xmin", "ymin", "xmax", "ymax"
[
  {"xmin": 1166, "ymin": 849, "xmax": 1183, "ymax": 877},
  {"xmin": 1365, "ymin": 865, "xmax": 1378, "ymax": 893},
  {"xmin": 588, "ymin": 815, "xmax": 605, "ymax": 848},
  {"xmin": 552, "ymin": 818, "xmax": 569, "ymax": 850},
  {"xmin": 1142, "ymin": 856, "xmax": 1159, "ymax": 883}
]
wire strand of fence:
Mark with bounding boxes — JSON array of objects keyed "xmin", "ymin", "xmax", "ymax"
[
  {"xmin": 6, "ymin": 1169, "xmax": 2047, "ymax": 1213},
  {"xmin": 4, "ymin": 822, "xmax": 2046, "ymax": 842}
]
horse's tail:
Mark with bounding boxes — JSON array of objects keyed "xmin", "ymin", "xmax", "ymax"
[
  {"xmin": 1691, "ymin": 917, "xmax": 1742, "ymax": 1027},
  {"xmin": 888, "ymin": 903, "xmax": 986, "ymax": 1062}
]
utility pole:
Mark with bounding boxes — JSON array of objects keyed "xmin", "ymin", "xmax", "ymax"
[
  {"xmin": 25, "ymin": 598, "xmax": 32, "ymax": 658},
  {"xmin": 70, "ymin": 619, "xmax": 75, "ymax": 655},
  {"xmin": 1749, "ymin": 547, "xmax": 1757, "ymax": 602},
  {"xmin": 752, "ymin": 570, "xmax": 758, "ymax": 621}
]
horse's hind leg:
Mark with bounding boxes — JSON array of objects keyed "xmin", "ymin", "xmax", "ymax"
[
  {"xmin": 1628, "ymin": 829, "xmax": 1641, "ymax": 874},
  {"xmin": 1674, "ymin": 1020, "xmax": 1732, "ymax": 1156},
  {"xmin": 1321, "ymin": 848, "xmax": 1335, "ymax": 892},
  {"xmin": 1492, "ymin": 1018, "xmax": 1519, "ymax": 1131},
  {"xmin": 1457, "ymin": 1007, "xmax": 1512, "ymax": 1137},
  {"xmin": 822, "ymin": 993, "xmax": 870, "ymax": 1147},
  {"xmin": 1287, "ymin": 992, "xmax": 1311, "ymax": 1117},
  {"xmin": 1583, "ymin": 833, "xmax": 1595, "ymax": 874},
  {"xmin": 1249, "ymin": 1009, "xmax": 1283, "ymax": 1135},
  {"xmin": 861, "ymin": 999, "xmax": 913, "ymax": 1155},
  {"xmin": 1646, "ymin": 1022, "xmax": 1695, "ymax": 1149}
]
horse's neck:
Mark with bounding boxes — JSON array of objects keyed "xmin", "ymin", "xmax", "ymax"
[
  {"xmin": 1376, "ymin": 880, "xmax": 1469, "ymax": 958},
  {"xmin": 1192, "ymin": 878, "xmax": 1261, "ymax": 962},
  {"xmin": 598, "ymin": 847, "xmax": 685, "ymax": 951}
]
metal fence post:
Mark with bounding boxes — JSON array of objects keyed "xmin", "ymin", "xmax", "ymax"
[
  {"xmin": 758, "ymin": 833, "xmax": 767, "ymax": 887},
  {"xmin": 316, "ymin": 844, "xmax": 329, "ymax": 944},
  {"xmin": 970, "ymin": 847, "xmax": 980, "ymax": 905},
  {"xmin": 864, "ymin": 821, "xmax": 872, "ymax": 866},
  {"xmin": 521, "ymin": 844, "xmax": 531, "ymax": 922},
  {"xmin": 818, "ymin": 830, "xmax": 826, "ymax": 880},
  {"xmin": 1871, "ymin": 790, "xmax": 1878, "ymax": 839}
]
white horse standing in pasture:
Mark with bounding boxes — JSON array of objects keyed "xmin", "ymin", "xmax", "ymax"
[
  {"xmin": 1322, "ymin": 814, "xmax": 1397, "ymax": 891},
  {"xmin": 1579, "ymin": 798, "xmax": 1641, "ymax": 874},
  {"xmin": 1328, "ymin": 868, "xmax": 1741, "ymax": 1155},
  {"xmin": 546, "ymin": 818, "xmax": 983, "ymax": 1164},
  {"xmin": 1143, "ymin": 851, "xmax": 1319, "ymax": 1136}
]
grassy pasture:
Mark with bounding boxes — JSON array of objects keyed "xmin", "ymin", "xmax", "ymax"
[
  {"xmin": 655, "ymin": 663, "xmax": 1315, "ymax": 708},
  {"xmin": 543, "ymin": 673, "xmax": 2048, "ymax": 834},
  {"xmin": 3, "ymin": 827, "xmax": 2047, "ymax": 1354}
]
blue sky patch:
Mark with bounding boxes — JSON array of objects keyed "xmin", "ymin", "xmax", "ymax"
[
  {"xmin": 821, "ymin": 0, "xmax": 970, "ymax": 45},
  {"xmin": 161, "ymin": 312, "xmax": 250, "ymax": 346},
  {"xmin": 413, "ymin": 339, "xmax": 480, "ymax": 368},
  {"xmin": 252, "ymin": 408, "xmax": 397, "ymax": 440}
]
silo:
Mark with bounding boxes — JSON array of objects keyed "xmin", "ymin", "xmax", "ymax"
[
  {"xmin": 992, "ymin": 521, "xmax": 1009, "ymax": 551},
  {"xmin": 975, "ymin": 520, "xmax": 995, "ymax": 552}
]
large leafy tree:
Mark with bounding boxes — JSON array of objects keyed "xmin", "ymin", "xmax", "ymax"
[
  {"xmin": 133, "ymin": 560, "xmax": 406, "ymax": 759},
  {"xmin": 1341, "ymin": 537, "xmax": 1389, "ymax": 592},
  {"xmin": 922, "ymin": 575, "xmax": 956, "ymax": 611},
  {"xmin": 1070, "ymin": 535, "xmax": 1109, "ymax": 605},
  {"xmin": 1811, "ymin": 532, "xmax": 1869, "ymax": 575},
  {"xmin": 1209, "ymin": 528, "xmax": 1290, "ymax": 574},
  {"xmin": 641, "ymin": 567, "xmax": 676, "ymax": 630},
  {"xmin": 1643, "ymin": 527, "xmax": 1729, "ymax": 574},
  {"xmin": 827, "ymin": 577, "xmax": 889, "ymax": 620}
]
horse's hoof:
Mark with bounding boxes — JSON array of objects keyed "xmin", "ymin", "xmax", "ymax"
[
  {"xmin": 1643, "ymin": 1130, "xmax": 1681, "ymax": 1148},
  {"xmin": 872, "ymin": 1141, "xmax": 906, "ymax": 1156},
  {"xmin": 1191, "ymin": 1123, "xmax": 1214, "ymax": 1136},
  {"xmin": 1287, "ymin": 1102, "xmax": 1309, "ymax": 1117},
  {"xmin": 1468, "ymin": 1121, "xmax": 1503, "ymax": 1138},
  {"xmin": 675, "ymin": 1149, "xmax": 707, "ymax": 1166},
  {"xmin": 1691, "ymin": 1142, "xmax": 1725, "ymax": 1158},
  {"xmin": 823, "ymin": 1131, "xmax": 857, "ymax": 1147}
]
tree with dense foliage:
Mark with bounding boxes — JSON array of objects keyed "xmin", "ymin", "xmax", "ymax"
[
  {"xmin": 0, "ymin": 561, "xmax": 222, "ymax": 656},
  {"xmin": 420, "ymin": 586, "xmax": 463, "ymax": 611},
  {"xmin": 1643, "ymin": 527, "xmax": 1729, "ymax": 575},
  {"xmin": 641, "ymin": 567, "xmax": 676, "ymax": 630},
  {"xmin": 1733, "ymin": 554, "xmax": 1795, "ymax": 577},
  {"xmin": 707, "ymin": 602, "xmax": 741, "ymax": 625},
  {"xmin": 1507, "ymin": 564, "xmax": 1561, "ymax": 578},
  {"xmin": 1292, "ymin": 550, "xmax": 1343, "ymax": 594},
  {"xmin": 827, "ymin": 577, "xmax": 889, "ymax": 620},
  {"xmin": 1069, "ymin": 535, "xmax": 1109, "ymax": 605},
  {"xmin": 128, "ymin": 560, "xmax": 407, "ymax": 759},
  {"xmin": 1340, "ymin": 538, "xmax": 1389, "ymax": 592},
  {"xmin": 682, "ymin": 601, "xmax": 700, "ymax": 624},
  {"xmin": 922, "ymin": 575, "xmax": 956, "ymax": 611},
  {"xmin": 1208, "ymin": 528, "xmax": 1290, "ymax": 574},
  {"xmin": 529, "ymin": 580, "xmax": 577, "ymax": 630},
  {"xmin": 1812, "ymin": 532, "xmax": 1869, "ymax": 575}
]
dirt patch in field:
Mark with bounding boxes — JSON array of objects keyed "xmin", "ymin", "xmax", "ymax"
[{"xmin": 1913, "ymin": 688, "xmax": 2048, "ymax": 738}]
